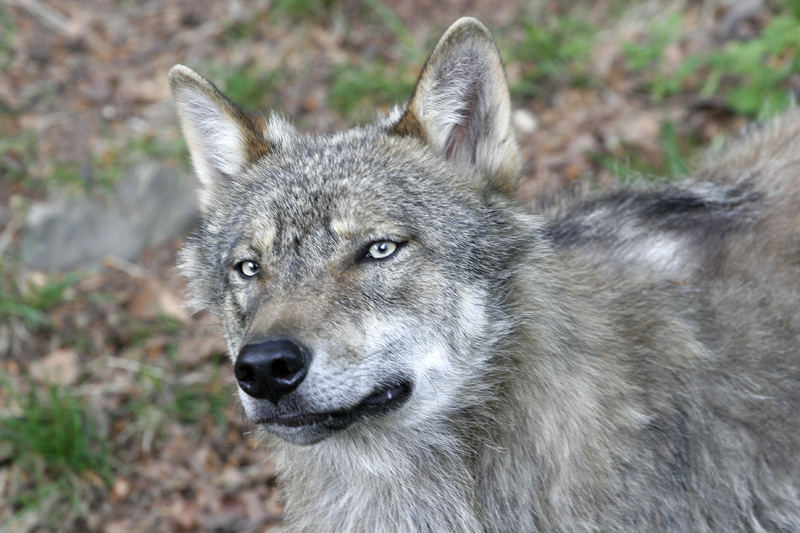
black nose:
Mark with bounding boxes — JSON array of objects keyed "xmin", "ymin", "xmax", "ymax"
[{"xmin": 234, "ymin": 339, "xmax": 311, "ymax": 404}]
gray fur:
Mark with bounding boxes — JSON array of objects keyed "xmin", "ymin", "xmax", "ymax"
[{"xmin": 171, "ymin": 17, "xmax": 800, "ymax": 532}]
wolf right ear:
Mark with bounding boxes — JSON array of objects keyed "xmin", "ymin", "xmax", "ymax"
[
  {"xmin": 168, "ymin": 65, "xmax": 269, "ymax": 199},
  {"xmin": 389, "ymin": 17, "xmax": 520, "ymax": 196}
]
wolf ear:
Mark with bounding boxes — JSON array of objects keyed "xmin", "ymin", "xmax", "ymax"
[
  {"xmin": 390, "ymin": 17, "xmax": 520, "ymax": 196},
  {"xmin": 168, "ymin": 65, "xmax": 269, "ymax": 192}
]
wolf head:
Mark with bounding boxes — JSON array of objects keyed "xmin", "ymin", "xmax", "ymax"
[{"xmin": 170, "ymin": 18, "xmax": 537, "ymax": 445}]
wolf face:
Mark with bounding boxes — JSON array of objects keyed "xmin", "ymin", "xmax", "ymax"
[{"xmin": 170, "ymin": 18, "xmax": 529, "ymax": 445}]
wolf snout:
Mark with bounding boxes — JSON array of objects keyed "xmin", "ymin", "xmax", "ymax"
[{"xmin": 234, "ymin": 339, "xmax": 311, "ymax": 404}]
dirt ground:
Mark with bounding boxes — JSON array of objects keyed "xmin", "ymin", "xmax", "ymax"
[{"xmin": 1, "ymin": 1, "xmax": 798, "ymax": 531}]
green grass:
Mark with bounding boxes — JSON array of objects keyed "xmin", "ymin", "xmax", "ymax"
[
  {"xmin": 41, "ymin": 159, "xmax": 122, "ymax": 192},
  {"xmin": 0, "ymin": 384, "xmax": 112, "ymax": 483},
  {"xmin": 622, "ymin": 13, "xmax": 683, "ymax": 72},
  {"xmin": 326, "ymin": 0, "xmax": 424, "ymax": 119},
  {"xmin": 604, "ymin": 4, "xmax": 800, "ymax": 186},
  {"xmin": 593, "ymin": 118, "xmax": 696, "ymax": 185},
  {"xmin": 0, "ymin": 381, "xmax": 113, "ymax": 523},
  {"xmin": 171, "ymin": 374, "xmax": 230, "ymax": 428},
  {"xmin": 122, "ymin": 353, "xmax": 233, "ymax": 443},
  {"xmin": 271, "ymin": 0, "xmax": 340, "ymax": 21},
  {"xmin": 2, "ymin": 128, "xmax": 187, "ymax": 195},
  {"xmin": 221, "ymin": 13, "xmax": 269, "ymax": 44},
  {"xmin": 0, "ymin": 129, "xmax": 36, "ymax": 182},
  {"xmin": 0, "ymin": 270, "xmax": 80, "ymax": 329},
  {"xmin": 126, "ymin": 314, "xmax": 182, "ymax": 347},
  {"xmin": 328, "ymin": 61, "xmax": 416, "ymax": 119},
  {"xmin": 659, "ymin": 119, "xmax": 690, "ymax": 178},
  {"xmin": 220, "ymin": 63, "xmax": 282, "ymax": 110},
  {"xmin": 621, "ymin": 12, "xmax": 691, "ymax": 102},
  {"xmin": 628, "ymin": 6, "xmax": 800, "ymax": 118},
  {"xmin": 219, "ymin": 0, "xmax": 424, "ymax": 119},
  {"xmin": 509, "ymin": 14, "xmax": 597, "ymax": 99},
  {"xmin": 101, "ymin": 133, "xmax": 190, "ymax": 175},
  {"xmin": 163, "ymin": 351, "xmax": 232, "ymax": 430},
  {"xmin": 84, "ymin": 133, "xmax": 189, "ymax": 191},
  {"xmin": 0, "ymin": 9, "xmax": 17, "ymax": 72},
  {"xmin": 44, "ymin": 162, "xmax": 89, "ymax": 190},
  {"xmin": 361, "ymin": 0, "xmax": 420, "ymax": 60},
  {"xmin": 699, "ymin": 13, "xmax": 800, "ymax": 117}
]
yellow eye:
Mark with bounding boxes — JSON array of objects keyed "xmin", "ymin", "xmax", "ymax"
[{"xmin": 367, "ymin": 241, "xmax": 398, "ymax": 260}]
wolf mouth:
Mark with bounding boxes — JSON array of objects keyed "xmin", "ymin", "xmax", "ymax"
[{"xmin": 262, "ymin": 380, "xmax": 413, "ymax": 430}]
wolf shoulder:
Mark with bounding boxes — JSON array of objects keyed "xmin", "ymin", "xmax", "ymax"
[{"xmin": 541, "ymin": 108, "xmax": 800, "ymax": 284}]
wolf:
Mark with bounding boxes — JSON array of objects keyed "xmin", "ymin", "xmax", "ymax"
[{"xmin": 169, "ymin": 17, "xmax": 800, "ymax": 532}]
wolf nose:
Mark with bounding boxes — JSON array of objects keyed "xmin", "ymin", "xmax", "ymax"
[{"xmin": 234, "ymin": 339, "xmax": 311, "ymax": 404}]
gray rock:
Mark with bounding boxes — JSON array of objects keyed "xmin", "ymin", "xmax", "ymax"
[{"xmin": 21, "ymin": 160, "xmax": 199, "ymax": 272}]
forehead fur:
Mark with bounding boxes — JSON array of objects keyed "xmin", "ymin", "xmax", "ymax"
[{"xmin": 204, "ymin": 122, "xmax": 474, "ymax": 240}]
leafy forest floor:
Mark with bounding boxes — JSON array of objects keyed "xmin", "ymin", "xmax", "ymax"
[{"xmin": 1, "ymin": 0, "xmax": 799, "ymax": 531}]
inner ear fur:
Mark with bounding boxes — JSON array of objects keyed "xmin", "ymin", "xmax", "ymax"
[{"xmin": 390, "ymin": 17, "xmax": 521, "ymax": 196}]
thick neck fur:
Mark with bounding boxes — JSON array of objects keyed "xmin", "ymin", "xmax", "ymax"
[{"xmin": 271, "ymin": 409, "xmax": 485, "ymax": 531}]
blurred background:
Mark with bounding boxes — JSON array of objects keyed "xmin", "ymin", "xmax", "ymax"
[{"xmin": 1, "ymin": 0, "xmax": 798, "ymax": 531}]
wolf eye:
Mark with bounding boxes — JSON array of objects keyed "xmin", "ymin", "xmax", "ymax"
[
  {"xmin": 236, "ymin": 260, "xmax": 260, "ymax": 278},
  {"xmin": 366, "ymin": 240, "xmax": 399, "ymax": 260}
]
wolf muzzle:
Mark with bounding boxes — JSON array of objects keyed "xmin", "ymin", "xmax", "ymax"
[{"xmin": 234, "ymin": 338, "xmax": 311, "ymax": 404}]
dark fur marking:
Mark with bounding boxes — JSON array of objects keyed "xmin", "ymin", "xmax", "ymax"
[
  {"xmin": 648, "ymin": 412, "xmax": 691, "ymax": 494},
  {"xmin": 643, "ymin": 181, "xmax": 761, "ymax": 221},
  {"xmin": 545, "ymin": 180, "xmax": 763, "ymax": 249}
]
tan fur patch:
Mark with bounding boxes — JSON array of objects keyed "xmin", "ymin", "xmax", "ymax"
[
  {"xmin": 330, "ymin": 218, "xmax": 357, "ymax": 239},
  {"xmin": 389, "ymin": 106, "xmax": 426, "ymax": 140},
  {"xmin": 259, "ymin": 225, "xmax": 278, "ymax": 251}
]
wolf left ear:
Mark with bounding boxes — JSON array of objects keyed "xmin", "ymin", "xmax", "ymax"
[
  {"xmin": 168, "ymin": 65, "xmax": 269, "ymax": 198},
  {"xmin": 390, "ymin": 17, "xmax": 520, "ymax": 196}
]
